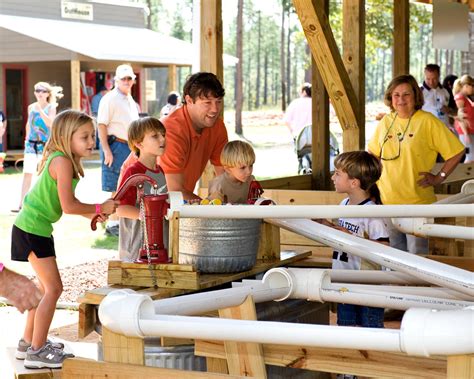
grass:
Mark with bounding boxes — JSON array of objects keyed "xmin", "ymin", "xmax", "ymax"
[{"xmin": 92, "ymin": 233, "xmax": 119, "ymax": 250}]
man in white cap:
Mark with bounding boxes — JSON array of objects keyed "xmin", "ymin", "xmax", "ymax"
[{"xmin": 97, "ymin": 64, "xmax": 139, "ymax": 236}]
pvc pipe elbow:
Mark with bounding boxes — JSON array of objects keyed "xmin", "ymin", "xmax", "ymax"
[
  {"xmin": 167, "ymin": 191, "xmax": 184, "ymax": 216},
  {"xmin": 400, "ymin": 307, "xmax": 474, "ymax": 357},
  {"xmin": 391, "ymin": 217, "xmax": 434, "ymax": 237},
  {"xmin": 461, "ymin": 179, "xmax": 474, "ymax": 195},
  {"xmin": 98, "ymin": 289, "xmax": 155, "ymax": 338},
  {"xmin": 262, "ymin": 268, "xmax": 330, "ymax": 302}
]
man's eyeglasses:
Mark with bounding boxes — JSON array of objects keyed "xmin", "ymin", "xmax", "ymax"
[
  {"xmin": 120, "ymin": 77, "xmax": 133, "ymax": 82},
  {"xmin": 34, "ymin": 89, "xmax": 48, "ymax": 93}
]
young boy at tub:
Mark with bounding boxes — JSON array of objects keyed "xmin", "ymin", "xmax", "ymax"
[
  {"xmin": 116, "ymin": 117, "xmax": 167, "ymax": 262},
  {"xmin": 317, "ymin": 151, "xmax": 389, "ymax": 329},
  {"xmin": 11, "ymin": 110, "xmax": 118, "ymax": 369},
  {"xmin": 208, "ymin": 140, "xmax": 257, "ymax": 204}
]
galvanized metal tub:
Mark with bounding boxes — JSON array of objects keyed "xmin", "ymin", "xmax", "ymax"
[{"xmin": 179, "ymin": 218, "xmax": 261, "ymax": 273}]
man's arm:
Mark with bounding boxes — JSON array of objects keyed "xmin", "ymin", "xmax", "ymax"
[
  {"xmin": 165, "ymin": 173, "xmax": 201, "ymax": 201},
  {"xmin": 98, "ymin": 123, "xmax": 113, "ymax": 167},
  {"xmin": 0, "ymin": 265, "xmax": 42, "ymax": 313}
]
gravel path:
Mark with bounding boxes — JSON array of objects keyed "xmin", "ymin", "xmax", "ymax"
[
  {"xmin": 59, "ymin": 259, "xmax": 109, "ymax": 303},
  {"xmin": 26, "ymin": 259, "xmax": 109, "ymax": 304}
]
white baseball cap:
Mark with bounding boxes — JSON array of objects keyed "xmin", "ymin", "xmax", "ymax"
[{"xmin": 115, "ymin": 64, "xmax": 136, "ymax": 80}]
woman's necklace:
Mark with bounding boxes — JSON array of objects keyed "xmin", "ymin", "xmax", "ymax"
[{"xmin": 382, "ymin": 112, "xmax": 414, "ymax": 143}]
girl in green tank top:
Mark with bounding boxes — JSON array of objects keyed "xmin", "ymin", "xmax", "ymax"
[{"xmin": 11, "ymin": 110, "xmax": 119, "ymax": 369}]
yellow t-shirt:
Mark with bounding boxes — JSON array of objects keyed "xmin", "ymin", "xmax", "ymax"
[{"xmin": 368, "ymin": 110, "xmax": 464, "ymax": 205}]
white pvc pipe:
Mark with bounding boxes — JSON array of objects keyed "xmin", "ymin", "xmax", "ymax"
[
  {"xmin": 167, "ymin": 191, "xmax": 474, "ymax": 219},
  {"xmin": 98, "ymin": 290, "xmax": 474, "ymax": 357},
  {"xmin": 435, "ymin": 192, "xmax": 474, "ymax": 204},
  {"xmin": 152, "ymin": 282, "xmax": 288, "ymax": 316},
  {"xmin": 268, "ymin": 219, "xmax": 474, "ymax": 297},
  {"xmin": 333, "ymin": 283, "xmax": 474, "ymax": 301},
  {"xmin": 262, "ymin": 268, "xmax": 473, "ymax": 310},
  {"xmin": 393, "ymin": 218, "xmax": 474, "ymax": 239},
  {"xmin": 328, "ymin": 270, "xmax": 429, "ymax": 285}
]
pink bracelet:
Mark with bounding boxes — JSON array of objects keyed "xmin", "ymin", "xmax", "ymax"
[
  {"xmin": 95, "ymin": 204, "xmax": 101, "ymax": 214},
  {"xmin": 0, "ymin": 262, "xmax": 4, "ymax": 272}
]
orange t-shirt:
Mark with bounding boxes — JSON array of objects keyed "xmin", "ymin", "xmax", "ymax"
[{"xmin": 118, "ymin": 106, "xmax": 229, "ymax": 193}]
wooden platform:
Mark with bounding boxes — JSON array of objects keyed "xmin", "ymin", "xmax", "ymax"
[
  {"xmin": 107, "ymin": 250, "xmax": 311, "ymax": 289},
  {"xmin": 7, "ymin": 347, "xmax": 62, "ymax": 379},
  {"xmin": 78, "ymin": 250, "xmax": 311, "ymax": 338}
]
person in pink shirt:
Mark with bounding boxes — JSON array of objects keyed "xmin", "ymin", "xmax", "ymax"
[{"xmin": 453, "ymin": 75, "xmax": 474, "ymax": 162}]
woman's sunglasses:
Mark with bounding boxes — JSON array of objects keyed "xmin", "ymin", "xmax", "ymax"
[{"xmin": 34, "ymin": 89, "xmax": 49, "ymax": 93}]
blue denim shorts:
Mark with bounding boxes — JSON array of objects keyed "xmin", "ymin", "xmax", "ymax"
[
  {"xmin": 337, "ymin": 303, "xmax": 384, "ymax": 328},
  {"xmin": 100, "ymin": 136, "xmax": 131, "ymax": 192}
]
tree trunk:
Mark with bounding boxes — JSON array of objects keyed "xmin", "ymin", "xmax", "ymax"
[
  {"xmin": 263, "ymin": 51, "xmax": 268, "ymax": 105},
  {"xmin": 286, "ymin": 12, "xmax": 291, "ymax": 104},
  {"xmin": 146, "ymin": 0, "xmax": 152, "ymax": 29},
  {"xmin": 235, "ymin": 0, "xmax": 244, "ymax": 135},
  {"xmin": 304, "ymin": 43, "xmax": 311, "ymax": 83},
  {"xmin": 280, "ymin": 3, "xmax": 287, "ymax": 111},
  {"xmin": 255, "ymin": 11, "xmax": 262, "ymax": 109}
]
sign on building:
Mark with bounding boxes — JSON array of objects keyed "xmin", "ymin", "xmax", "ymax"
[
  {"xmin": 146, "ymin": 80, "xmax": 157, "ymax": 101},
  {"xmin": 61, "ymin": 1, "xmax": 93, "ymax": 21}
]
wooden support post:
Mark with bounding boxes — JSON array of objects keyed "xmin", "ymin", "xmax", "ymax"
[
  {"xmin": 464, "ymin": 217, "xmax": 474, "ymax": 258},
  {"xmin": 257, "ymin": 222, "xmax": 281, "ymax": 261},
  {"xmin": 342, "ymin": 0, "xmax": 365, "ymax": 150},
  {"xmin": 169, "ymin": 211, "xmax": 180, "ymax": 264},
  {"xmin": 71, "ymin": 60, "xmax": 81, "ymax": 110},
  {"xmin": 102, "ymin": 326, "xmax": 145, "ymax": 365},
  {"xmin": 78, "ymin": 303, "xmax": 96, "ymax": 339},
  {"xmin": 311, "ymin": 0, "xmax": 330, "ymax": 190},
  {"xmin": 206, "ymin": 357, "xmax": 229, "ymax": 374},
  {"xmin": 447, "ymin": 354, "xmax": 474, "ymax": 379},
  {"xmin": 293, "ymin": 0, "xmax": 360, "ymax": 153},
  {"xmin": 168, "ymin": 64, "xmax": 177, "ymax": 92},
  {"xmin": 429, "ymin": 218, "xmax": 458, "ymax": 256},
  {"xmin": 200, "ymin": 0, "xmax": 223, "ymax": 82},
  {"xmin": 218, "ymin": 296, "xmax": 267, "ymax": 378},
  {"xmin": 393, "ymin": 0, "xmax": 410, "ymax": 77}
]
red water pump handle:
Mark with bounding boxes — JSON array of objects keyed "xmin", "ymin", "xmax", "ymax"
[{"xmin": 90, "ymin": 174, "xmax": 158, "ymax": 231}]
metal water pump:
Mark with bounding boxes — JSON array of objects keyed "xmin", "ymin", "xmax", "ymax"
[{"xmin": 91, "ymin": 173, "xmax": 169, "ymax": 264}]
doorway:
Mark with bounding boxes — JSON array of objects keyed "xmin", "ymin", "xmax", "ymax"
[{"xmin": 5, "ymin": 68, "xmax": 27, "ymax": 150}]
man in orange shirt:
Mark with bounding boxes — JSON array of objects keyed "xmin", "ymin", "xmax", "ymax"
[{"xmin": 120, "ymin": 72, "xmax": 228, "ymax": 200}]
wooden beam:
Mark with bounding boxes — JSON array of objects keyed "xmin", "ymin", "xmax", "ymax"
[
  {"xmin": 168, "ymin": 64, "xmax": 177, "ymax": 92},
  {"xmin": 393, "ymin": 0, "xmax": 410, "ymax": 76},
  {"xmin": 312, "ymin": 55, "xmax": 330, "ymax": 190},
  {"xmin": 293, "ymin": 0, "xmax": 360, "ymax": 153},
  {"xmin": 71, "ymin": 60, "xmax": 81, "ymax": 110},
  {"xmin": 311, "ymin": 0, "xmax": 330, "ymax": 190},
  {"xmin": 169, "ymin": 211, "xmax": 180, "ymax": 264},
  {"xmin": 195, "ymin": 341, "xmax": 447, "ymax": 378},
  {"xmin": 343, "ymin": 0, "xmax": 365, "ymax": 150},
  {"xmin": 62, "ymin": 358, "xmax": 246, "ymax": 378},
  {"xmin": 102, "ymin": 326, "xmax": 145, "ymax": 365},
  {"xmin": 447, "ymin": 354, "xmax": 474, "ymax": 379},
  {"xmin": 200, "ymin": 0, "xmax": 223, "ymax": 83},
  {"xmin": 257, "ymin": 222, "xmax": 281, "ymax": 261},
  {"xmin": 218, "ymin": 296, "xmax": 267, "ymax": 378}
]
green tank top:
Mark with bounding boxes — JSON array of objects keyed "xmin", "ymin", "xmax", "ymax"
[{"xmin": 15, "ymin": 151, "xmax": 79, "ymax": 237}]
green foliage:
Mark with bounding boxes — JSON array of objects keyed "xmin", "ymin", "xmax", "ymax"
[
  {"xmin": 143, "ymin": 0, "xmax": 463, "ymax": 111},
  {"xmin": 92, "ymin": 234, "xmax": 118, "ymax": 250}
]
